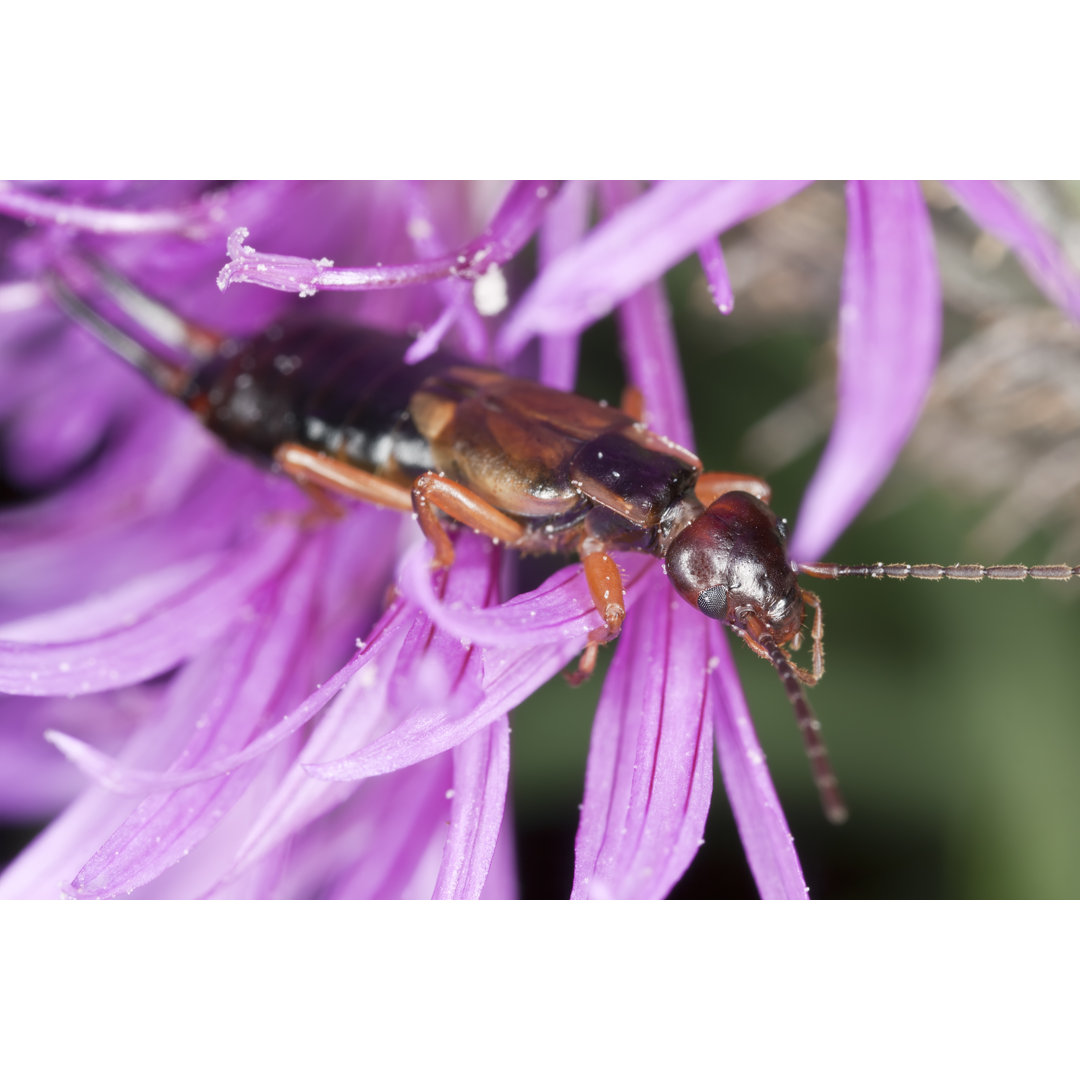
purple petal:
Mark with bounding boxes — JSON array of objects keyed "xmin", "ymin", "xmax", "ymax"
[
  {"xmin": 945, "ymin": 180, "xmax": 1080, "ymax": 321},
  {"xmin": 790, "ymin": 180, "xmax": 942, "ymax": 563},
  {"xmin": 538, "ymin": 180, "xmax": 592, "ymax": 390},
  {"xmin": 64, "ymin": 538, "xmax": 329, "ymax": 899},
  {"xmin": 303, "ymin": 628, "xmax": 576, "ymax": 783},
  {"xmin": 399, "ymin": 181, "xmax": 489, "ymax": 360},
  {"xmin": 0, "ymin": 526, "xmax": 296, "ymax": 695},
  {"xmin": 0, "ymin": 689, "xmax": 151, "ymax": 818},
  {"xmin": 432, "ymin": 717, "xmax": 511, "ymax": 899},
  {"xmin": 403, "ymin": 291, "xmax": 470, "ymax": 362},
  {"xmin": 208, "ymin": 601, "xmax": 417, "ymax": 886},
  {"xmin": 498, "ymin": 180, "xmax": 811, "ymax": 355},
  {"xmin": 217, "ymin": 181, "xmax": 559, "ymax": 295},
  {"xmin": 708, "ymin": 622, "xmax": 808, "ymax": 900},
  {"xmin": 698, "ymin": 236, "xmax": 734, "ymax": 314},
  {"xmin": 0, "ymin": 182, "xmax": 216, "ymax": 236},
  {"xmin": 599, "ymin": 180, "xmax": 697, "ymax": 448},
  {"xmin": 236, "ymin": 752, "xmax": 459, "ymax": 899},
  {"xmin": 571, "ymin": 573, "xmax": 714, "ymax": 900},
  {"xmin": 319, "ymin": 757, "xmax": 455, "ymax": 899},
  {"xmin": 398, "ymin": 541, "xmax": 652, "ymax": 648}
]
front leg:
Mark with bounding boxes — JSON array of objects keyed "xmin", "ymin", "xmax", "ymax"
[
  {"xmin": 411, "ymin": 472, "xmax": 526, "ymax": 567},
  {"xmin": 567, "ymin": 540, "xmax": 628, "ymax": 685}
]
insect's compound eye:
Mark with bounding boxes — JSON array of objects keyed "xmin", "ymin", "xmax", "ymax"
[{"xmin": 697, "ymin": 584, "xmax": 728, "ymax": 620}]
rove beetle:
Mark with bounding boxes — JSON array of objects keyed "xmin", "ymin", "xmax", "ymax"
[{"xmin": 46, "ymin": 254, "xmax": 1080, "ymax": 826}]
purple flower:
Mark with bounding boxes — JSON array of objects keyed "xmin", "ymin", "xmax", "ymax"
[{"xmin": 0, "ymin": 180, "xmax": 1075, "ymax": 899}]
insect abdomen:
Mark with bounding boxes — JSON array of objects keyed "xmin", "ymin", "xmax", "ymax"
[{"xmin": 188, "ymin": 319, "xmax": 455, "ymax": 479}]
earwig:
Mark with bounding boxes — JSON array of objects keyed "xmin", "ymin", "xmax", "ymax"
[{"xmin": 46, "ymin": 256, "xmax": 1079, "ymax": 827}]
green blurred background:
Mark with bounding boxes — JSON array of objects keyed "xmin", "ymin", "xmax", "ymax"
[{"xmin": 510, "ymin": 182, "xmax": 1080, "ymax": 899}]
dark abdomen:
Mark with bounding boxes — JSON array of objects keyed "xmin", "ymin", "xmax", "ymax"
[{"xmin": 187, "ymin": 319, "xmax": 455, "ymax": 481}]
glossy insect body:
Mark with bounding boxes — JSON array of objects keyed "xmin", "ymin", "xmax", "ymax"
[
  {"xmin": 55, "ymin": 260, "xmax": 1079, "ymax": 827},
  {"xmin": 45, "ymin": 261, "xmax": 841, "ymax": 820},
  {"xmin": 192, "ymin": 317, "xmax": 705, "ymax": 562}
]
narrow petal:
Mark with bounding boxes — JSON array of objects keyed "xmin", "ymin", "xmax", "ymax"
[
  {"xmin": 240, "ymin": 753, "xmax": 457, "ymax": 899},
  {"xmin": 65, "ymin": 539, "xmax": 327, "ymax": 899},
  {"xmin": 571, "ymin": 574, "xmax": 714, "ymax": 900},
  {"xmin": 600, "ymin": 180, "xmax": 697, "ymax": 448},
  {"xmin": 217, "ymin": 181, "xmax": 559, "ymax": 295},
  {"xmin": 0, "ymin": 527, "xmax": 296, "ymax": 695},
  {"xmin": 0, "ymin": 689, "xmax": 151, "ymax": 818},
  {"xmin": 398, "ymin": 541, "xmax": 652, "ymax": 648},
  {"xmin": 498, "ymin": 180, "xmax": 811, "ymax": 355},
  {"xmin": 708, "ymin": 622, "xmax": 808, "ymax": 900},
  {"xmin": 403, "ymin": 291, "xmax": 469, "ymax": 362},
  {"xmin": 319, "ymin": 756, "xmax": 455, "ymax": 899},
  {"xmin": 432, "ymin": 717, "xmax": 511, "ymax": 900},
  {"xmin": 538, "ymin": 180, "xmax": 592, "ymax": 390},
  {"xmin": 400, "ymin": 180, "xmax": 489, "ymax": 360},
  {"xmin": 698, "ymin": 236, "xmax": 734, "ymax": 314},
  {"xmin": 0, "ymin": 182, "xmax": 216, "ymax": 235},
  {"xmin": 790, "ymin": 180, "xmax": 941, "ymax": 563},
  {"xmin": 945, "ymin": 180, "xmax": 1080, "ymax": 321}
]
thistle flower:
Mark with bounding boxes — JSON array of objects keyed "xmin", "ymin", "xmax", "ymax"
[{"xmin": 0, "ymin": 180, "xmax": 1075, "ymax": 899}]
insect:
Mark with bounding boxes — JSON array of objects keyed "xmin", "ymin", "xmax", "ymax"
[{"xmin": 47, "ymin": 255, "xmax": 1080, "ymax": 826}]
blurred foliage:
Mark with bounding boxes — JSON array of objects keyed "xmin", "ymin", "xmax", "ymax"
[{"xmin": 510, "ymin": 181, "xmax": 1080, "ymax": 899}]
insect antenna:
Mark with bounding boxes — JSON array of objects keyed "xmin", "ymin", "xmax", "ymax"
[
  {"xmin": 759, "ymin": 633, "xmax": 849, "ymax": 825},
  {"xmin": 44, "ymin": 255, "xmax": 218, "ymax": 399},
  {"xmin": 798, "ymin": 561, "xmax": 1080, "ymax": 582}
]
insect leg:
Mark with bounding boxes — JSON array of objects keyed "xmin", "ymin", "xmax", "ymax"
[
  {"xmin": 581, "ymin": 549, "xmax": 626, "ymax": 637},
  {"xmin": 563, "ymin": 545, "xmax": 627, "ymax": 685},
  {"xmin": 695, "ymin": 472, "xmax": 772, "ymax": 505},
  {"xmin": 411, "ymin": 472, "xmax": 526, "ymax": 568},
  {"xmin": 275, "ymin": 443, "xmax": 413, "ymax": 513},
  {"xmin": 797, "ymin": 588, "xmax": 825, "ymax": 685},
  {"xmin": 619, "ymin": 385, "xmax": 644, "ymax": 421}
]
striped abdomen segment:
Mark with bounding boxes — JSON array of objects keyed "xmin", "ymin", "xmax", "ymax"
[{"xmin": 186, "ymin": 319, "xmax": 456, "ymax": 482}]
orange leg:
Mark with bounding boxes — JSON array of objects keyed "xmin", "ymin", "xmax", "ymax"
[
  {"xmin": 581, "ymin": 550, "xmax": 625, "ymax": 637},
  {"xmin": 620, "ymin": 385, "xmax": 645, "ymax": 422},
  {"xmin": 695, "ymin": 471, "xmax": 772, "ymax": 506},
  {"xmin": 566, "ymin": 545, "xmax": 628, "ymax": 685},
  {"xmin": 275, "ymin": 443, "xmax": 413, "ymax": 512},
  {"xmin": 411, "ymin": 472, "xmax": 525, "ymax": 567}
]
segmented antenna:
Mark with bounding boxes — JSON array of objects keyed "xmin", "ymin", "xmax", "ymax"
[
  {"xmin": 44, "ymin": 255, "xmax": 218, "ymax": 399},
  {"xmin": 799, "ymin": 562, "xmax": 1080, "ymax": 582},
  {"xmin": 760, "ymin": 634, "xmax": 849, "ymax": 825}
]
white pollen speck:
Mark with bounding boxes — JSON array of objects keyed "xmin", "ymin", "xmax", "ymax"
[
  {"xmin": 445, "ymin": 789, "xmax": 455, "ymax": 799},
  {"xmin": 257, "ymin": 263, "xmax": 267, "ymax": 272},
  {"xmin": 473, "ymin": 264, "xmax": 508, "ymax": 315},
  {"xmin": 707, "ymin": 656, "xmax": 720, "ymax": 672}
]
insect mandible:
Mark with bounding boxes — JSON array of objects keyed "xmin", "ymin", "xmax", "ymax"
[{"xmin": 47, "ymin": 255, "xmax": 1080, "ymax": 826}]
